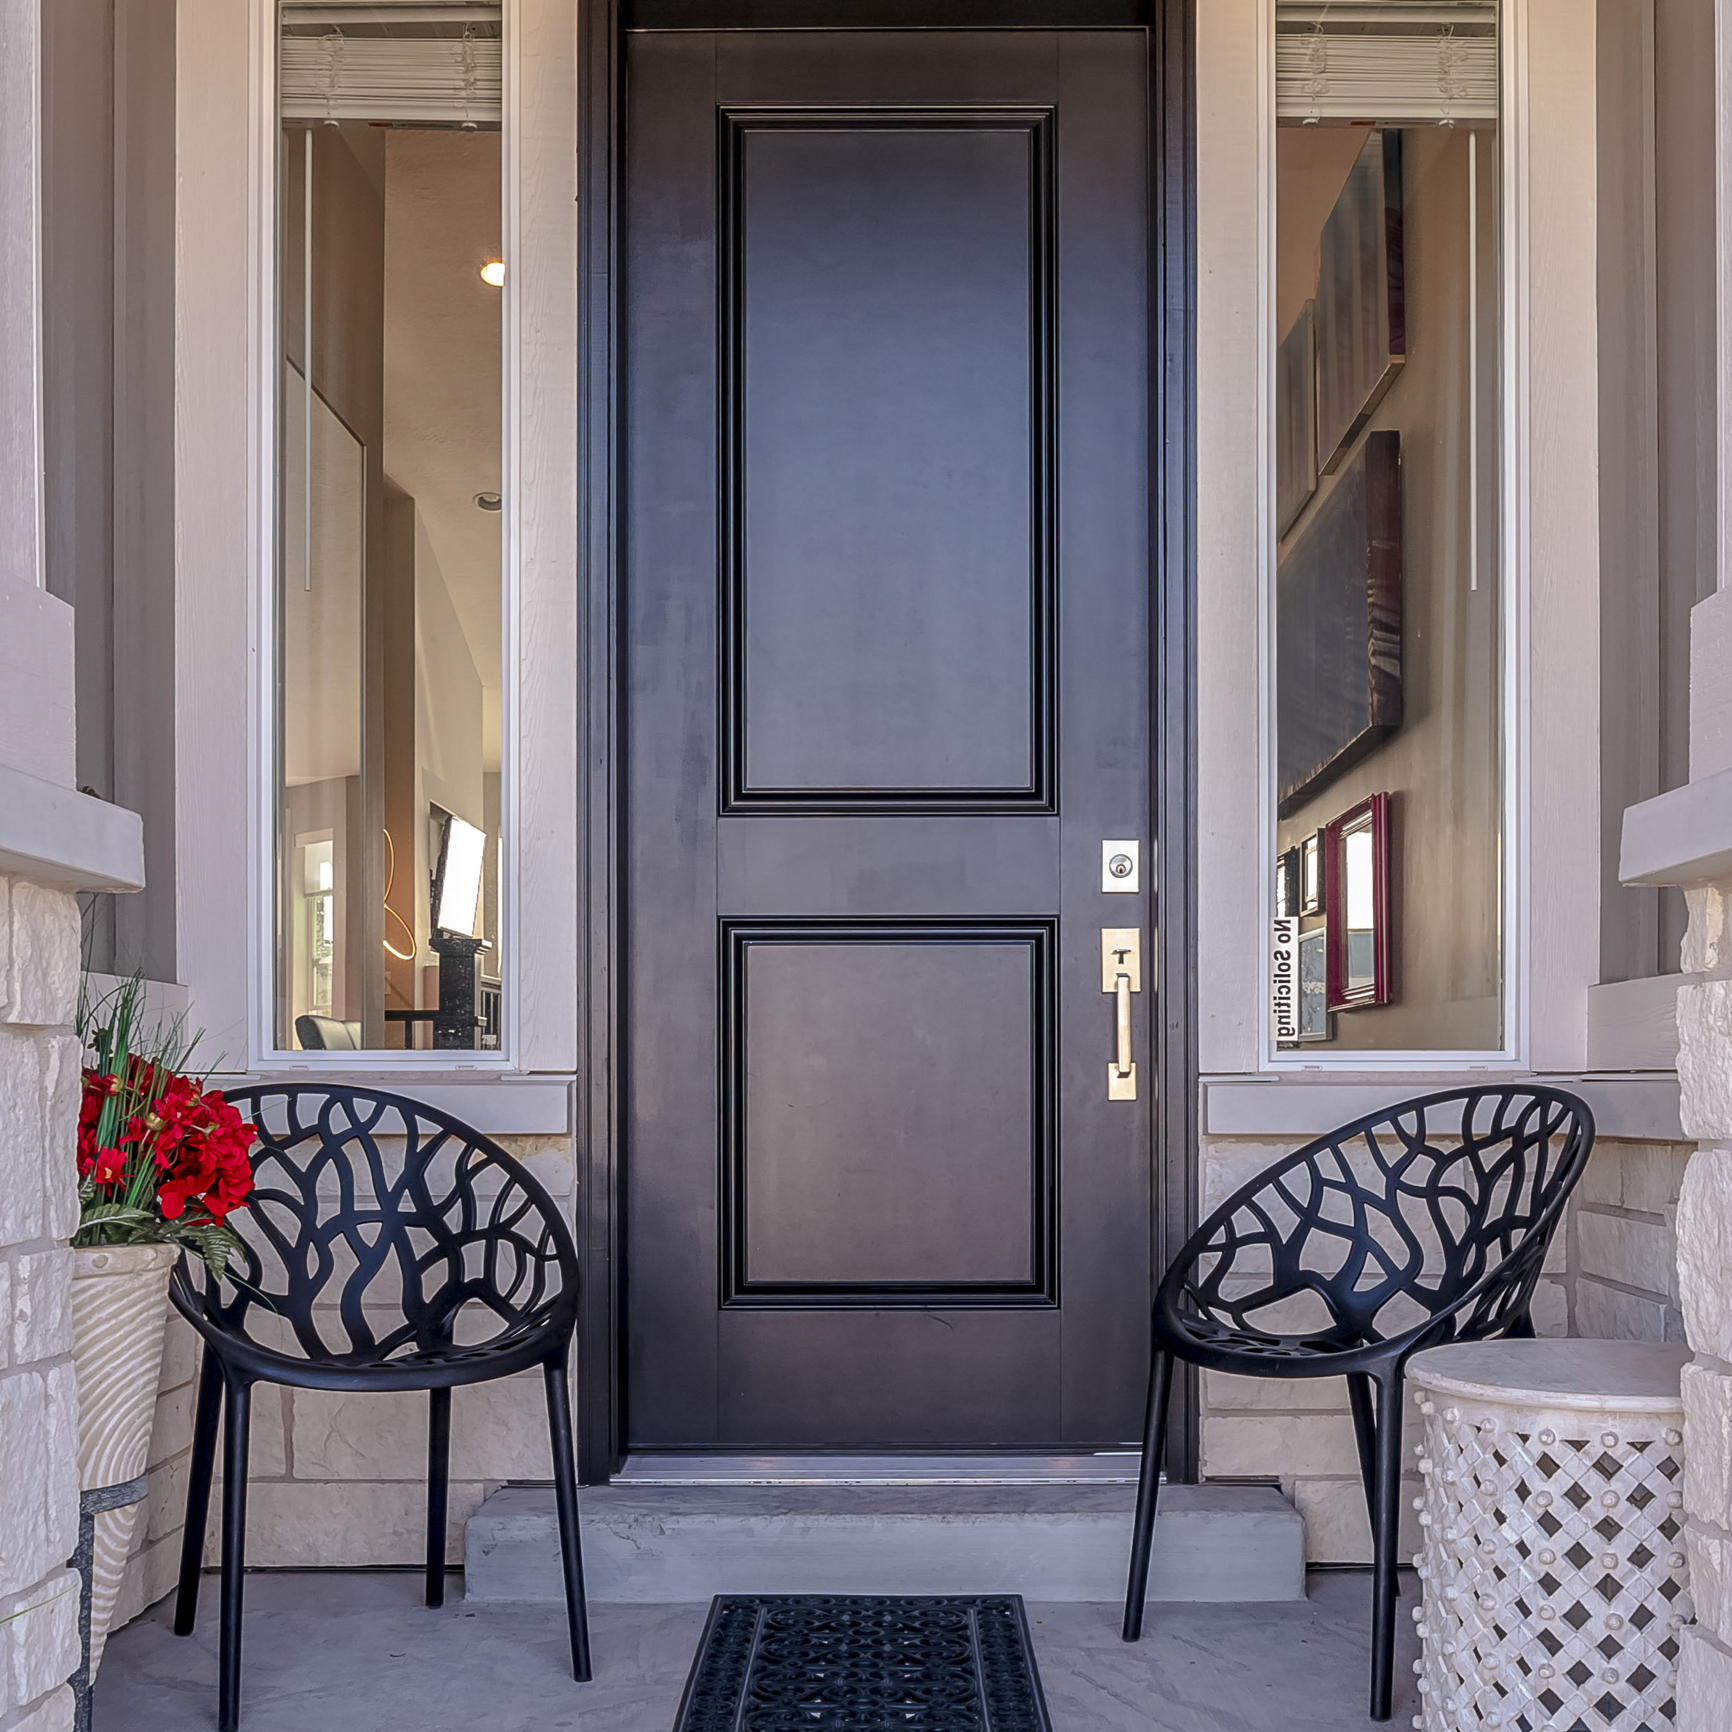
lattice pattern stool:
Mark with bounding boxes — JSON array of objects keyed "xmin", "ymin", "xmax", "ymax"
[{"xmin": 1407, "ymin": 1341, "xmax": 1693, "ymax": 1732}]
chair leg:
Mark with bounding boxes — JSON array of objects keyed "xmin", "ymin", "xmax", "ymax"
[
  {"xmin": 173, "ymin": 1347, "xmax": 224, "ymax": 1637},
  {"xmin": 1121, "ymin": 1346, "xmax": 1173, "ymax": 1642},
  {"xmin": 543, "ymin": 1358, "xmax": 592, "ymax": 1682},
  {"xmin": 426, "ymin": 1387, "xmax": 452, "ymax": 1608},
  {"xmin": 218, "ymin": 1378, "xmax": 253, "ymax": 1732},
  {"xmin": 1347, "ymin": 1374, "xmax": 1404, "ymax": 1602},
  {"xmin": 1367, "ymin": 1368, "xmax": 1405, "ymax": 1724},
  {"xmin": 1346, "ymin": 1373, "xmax": 1378, "ymax": 1535}
]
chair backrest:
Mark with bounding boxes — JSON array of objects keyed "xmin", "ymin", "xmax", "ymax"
[
  {"xmin": 294, "ymin": 1015, "xmax": 363, "ymax": 1051},
  {"xmin": 174, "ymin": 1085, "xmax": 579, "ymax": 1363},
  {"xmin": 1166, "ymin": 1085, "xmax": 1593, "ymax": 1356}
]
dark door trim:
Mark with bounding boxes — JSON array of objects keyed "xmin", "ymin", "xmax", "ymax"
[
  {"xmin": 1148, "ymin": 0, "xmax": 1199, "ymax": 1484},
  {"xmin": 573, "ymin": 0, "xmax": 1198, "ymax": 1484}
]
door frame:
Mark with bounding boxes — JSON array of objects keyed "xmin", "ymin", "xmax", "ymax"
[{"xmin": 572, "ymin": 0, "xmax": 1199, "ymax": 1484}]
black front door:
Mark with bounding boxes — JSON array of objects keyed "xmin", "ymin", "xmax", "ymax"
[{"xmin": 625, "ymin": 27, "xmax": 1154, "ymax": 1450}]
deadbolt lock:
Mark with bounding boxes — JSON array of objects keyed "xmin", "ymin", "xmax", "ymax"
[{"xmin": 1100, "ymin": 839, "xmax": 1141, "ymax": 893}]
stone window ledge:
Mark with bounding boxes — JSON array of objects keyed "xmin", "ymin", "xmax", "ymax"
[
  {"xmin": 1620, "ymin": 764, "xmax": 1732, "ymax": 889},
  {"xmin": 0, "ymin": 761, "xmax": 144, "ymax": 894}
]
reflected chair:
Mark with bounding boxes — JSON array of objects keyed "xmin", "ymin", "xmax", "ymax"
[
  {"xmin": 1121, "ymin": 1085, "xmax": 1594, "ymax": 1723},
  {"xmin": 291, "ymin": 1014, "xmax": 362, "ymax": 1050},
  {"xmin": 170, "ymin": 1085, "xmax": 589, "ymax": 1732}
]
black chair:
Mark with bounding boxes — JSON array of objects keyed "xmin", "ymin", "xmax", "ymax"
[
  {"xmin": 1122, "ymin": 1085, "xmax": 1594, "ymax": 1723},
  {"xmin": 170, "ymin": 1085, "xmax": 589, "ymax": 1731}
]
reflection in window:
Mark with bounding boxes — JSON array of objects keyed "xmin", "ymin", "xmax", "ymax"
[
  {"xmin": 1272, "ymin": 1, "xmax": 1502, "ymax": 1053},
  {"xmin": 275, "ymin": 2, "xmax": 505, "ymax": 1052}
]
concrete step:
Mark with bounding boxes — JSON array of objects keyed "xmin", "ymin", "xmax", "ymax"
[{"xmin": 464, "ymin": 1481, "xmax": 1306, "ymax": 1605}]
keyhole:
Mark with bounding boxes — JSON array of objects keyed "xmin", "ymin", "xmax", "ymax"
[{"xmin": 1108, "ymin": 854, "xmax": 1134, "ymax": 879}]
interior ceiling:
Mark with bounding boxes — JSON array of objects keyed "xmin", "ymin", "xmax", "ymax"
[{"xmin": 381, "ymin": 126, "xmax": 503, "ymax": 725}]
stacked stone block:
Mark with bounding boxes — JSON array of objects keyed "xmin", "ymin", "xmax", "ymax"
[{"xmin": 0, "ymin": 878, "xmax": 86, "ymax": 1732}]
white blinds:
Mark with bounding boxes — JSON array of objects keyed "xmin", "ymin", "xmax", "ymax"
[
  {"xmin": 1277, "ymin": 3, "xmax": 1497, "ymax": 125},
  {"xmin": 281, "ymin": 6, "xmax": 503, "ymax": 126}
]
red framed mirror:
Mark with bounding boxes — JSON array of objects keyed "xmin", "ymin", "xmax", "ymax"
[{"xmin": 1324, "ymin": 792, "xmax": 1392, "ymax": 1010}]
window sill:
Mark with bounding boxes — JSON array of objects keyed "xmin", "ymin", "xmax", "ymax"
[
  {"xmin": 1203, "ymin": 1074, "xmax": 1683, "ymax": 1143},
  {"xmin": 212, "ymin": 1070, "xmax": 573, "ymax": 1137},
  {"xmin": 1620, "ymin": 763, "xmax": 1732, "ymax": 889}
]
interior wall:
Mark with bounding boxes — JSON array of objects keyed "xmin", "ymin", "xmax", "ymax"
[
  {"xmin": 413, "ymin": 516, "xmax": 486, "ymax": 838},
  {"xmin": 382, "ymin": 489, "xmax": 419, "ymax": 1023},
  {"xmin": 1274, "ymin": 126, "xmax": 1502, "ymax": 1050},
  {"xmin": 412, "ymin": 511, "xmax": 486, "ymax": 986},
  {"xmin": 283, "ymin": 124, "xmax": 390, "ymax": 1042}
]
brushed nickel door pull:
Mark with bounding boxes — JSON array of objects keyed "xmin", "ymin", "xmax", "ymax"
[{"xmin": 1101, "ymin": 928, "xmax": 1142, "ymax": 1101}]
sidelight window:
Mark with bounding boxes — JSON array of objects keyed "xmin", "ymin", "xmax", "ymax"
[
  {"xmin": 273, "ymin": 0, "xmax": 509, "ymax": 1054},
  {"xmin": 1268, "ymin": 0, "xmax": 1506, "ymax": 1056}
]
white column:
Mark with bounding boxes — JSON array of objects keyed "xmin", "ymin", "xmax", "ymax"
[
  {"xmin": 0, "ymin": 6, "xmax": 147, "ymax": 1726},
  {"xmin": 0, "ymin": 6, "xmax": 82, "ymax": 1730}
]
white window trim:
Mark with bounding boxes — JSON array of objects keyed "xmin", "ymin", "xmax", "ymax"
[
  {"xmin": 1197, "ymin": 0, "xmax": 1602, "ymax": 1081},
  {"xmin": 174, "ymin": 0, "xmax": 579, "ymax": 1078}
]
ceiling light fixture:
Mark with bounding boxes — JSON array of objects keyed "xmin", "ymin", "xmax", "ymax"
[
  {"xmin": 479, "ymin": 259, "xmax": 505, "ymax": 287},
  {"xmin": 474, "ymin": 491, "xmax": 502, "ymax": 513}
]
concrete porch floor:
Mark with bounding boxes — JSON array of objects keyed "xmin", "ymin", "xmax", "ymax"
[{"xmin": 95, "ymin": 1568, "xmax": 1420, "ymax": 1731}]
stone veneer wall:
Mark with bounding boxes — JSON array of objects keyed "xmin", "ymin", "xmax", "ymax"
[
  {"xmin": 111, "ymin": 1132, "xmax": 577, "ymax": 1620},
  {"xmin": 1199, "ymin": 1132, "xmax": 1694, "ymax": 1564},
  {"xmin": 1676, "ymin": 881, "xmax": 1732, "ymax": 1721},
  {"xmin": 102, "ymin": 1125, "xmax": 1695, "ymax": 1594},
  {"xmin": 0, "ymin": 879, "xmax": 87, "ymax": 1732}
]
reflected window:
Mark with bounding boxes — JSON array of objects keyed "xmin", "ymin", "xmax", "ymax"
[
  {"xmin": 275, "ymin": 1, "xmax": 506, "ymax": 1053},
  {"xmin": 1271, "ymin": 0, "xmax": 1502, "ymax": 1053}
]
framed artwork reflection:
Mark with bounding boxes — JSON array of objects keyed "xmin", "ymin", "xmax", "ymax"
[
  {"xmin": 1316, "ymin": 129, "xmax": 1405, "ymax": 475},
  {"xmin": 1324, "ymin": 792, "xmax": 1393, "ymax": 1011},
  {"xmin": 1276, "ymin": 432, "xmax": 1404, "ymax": 818},
  {"xmin": 1298, "ymin": 927, "xmax": 1330, "ymax": 1041},
  {"xmin": 1276, "ymin": 299, "xmax": 1318, "ymax": 538},
  {"xmin": 1275, "ymin": 847, "xmax": 1300, "ymax": 920}
]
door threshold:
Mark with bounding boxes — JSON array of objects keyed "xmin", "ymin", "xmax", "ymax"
[{"xmin": 612, "ymin": 1452, "xmax": 1143, "ymax": 1487}]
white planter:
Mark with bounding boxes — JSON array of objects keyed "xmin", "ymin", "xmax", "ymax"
[{"xmin": 71, "ymin": 1241, "xmax": 178, "ymax": 1678}]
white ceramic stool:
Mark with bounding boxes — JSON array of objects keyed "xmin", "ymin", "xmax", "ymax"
[{"xmin": 1406, "ymin": 1339, "xmax": 1692, "ymax": 1732}]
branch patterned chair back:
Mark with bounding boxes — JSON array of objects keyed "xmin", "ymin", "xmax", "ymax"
[
  {"xmin": 173, "ymin": 1086, "xmax": 579, "ymax": 1381},
  {"xmin": 169, "ymin": 1086, "xmax": 591, "ymax": 1732},
  {"xmin": 1167, "ymin": 1085, "xmax": 1593, "ymax": 1371},
  {"xmin": 1124, "ymin": 1084, "xmax": 1595, "ymax": 1724}
]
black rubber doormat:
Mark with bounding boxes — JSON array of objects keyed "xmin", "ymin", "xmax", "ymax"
[{"xmin": 671, "ymin": 1594, "xmax": 1054, "ymax": 1731}]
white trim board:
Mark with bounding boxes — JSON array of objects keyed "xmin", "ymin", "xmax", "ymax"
[{"xmin": 1585, "ymin": 972, "xmax": 1689, "ymax": 1072}]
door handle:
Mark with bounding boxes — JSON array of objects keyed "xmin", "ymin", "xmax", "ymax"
[{"xmin": 1101, "ymin": 928, "xmax": 1142, "ymax": 1101}]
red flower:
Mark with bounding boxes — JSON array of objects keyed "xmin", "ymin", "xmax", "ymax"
[{"xmin": 78, "ymin": 1064, "xmax": 255, "ymax": 1225}]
